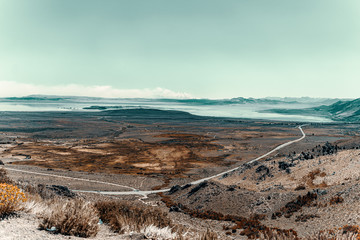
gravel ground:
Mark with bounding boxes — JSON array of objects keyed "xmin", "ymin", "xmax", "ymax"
[{"xmin": 0, "ymin": 213, "xmax": 148, "ymax": 240}]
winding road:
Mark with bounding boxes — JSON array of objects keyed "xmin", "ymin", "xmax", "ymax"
[
  {"xmin": 75, "ymin": 125, "xmax": 307, "ymax": 196},
  {"xmin": 4, "ymin": 125, "xmax": 307, "ymax": 197}
]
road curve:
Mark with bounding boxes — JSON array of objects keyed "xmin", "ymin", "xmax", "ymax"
[
  {"xmin": 4, "ymin": 167, "xmax": 138, "ymax": 191},
  {"xmin": 75, "ymin": 125, "xmax": 307, "ymax": 196}
]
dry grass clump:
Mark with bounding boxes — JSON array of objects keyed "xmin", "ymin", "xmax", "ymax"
[
  {"xmin": 259, "ymin": 226, "xmax": 360, "ymax": 240},
  {"xmin": 198, "ymin": 229, "xmax": 218, "ymax": 240},
  {"xmin": 141, "ymin": 225, "xmax": 177, "ymax": 239},
  {"xmin": 308, "ymin": 228, "xmax": 359, "ymax": 240},
  {"xmin": 95, "ymin": 200, "xmax": 171, "ymax": 234},
  {"xmin": 39, "ymin": 198, "xmax": 99, "ymax": 238},
  {"xmin": 0, "ymin": 183, "xmax": 27, "ymax": 218},
  {"xmin": 259, "ymin": 229, "xmax": 299, "ymax": 240}
]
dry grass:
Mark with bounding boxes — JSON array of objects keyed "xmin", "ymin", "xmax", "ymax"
[
  {"xmin": 95, "ymin": 200, "xmax": 171, "ymax": 234},
  {"xmin": 38, "ymin": 198, "xmax": 99, "ymax": 238},
  {"xmin": 198, "ymin": 229, "xmax": 218, "ymax": 240},
  {"xmin": 307, "ymin": 229, "xmax": 359, "ymax": 240},
  {"xmin": 141, "ymin": 225, "xmax": 177, "ymax": 239},
  {"xmin": 257, "ymin": 226, "xmax": 360, "ymax": 240}
]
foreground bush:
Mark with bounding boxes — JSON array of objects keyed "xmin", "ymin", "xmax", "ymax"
[
  {"xmin": 39, "ymin": 199, "xmax": 99, "ymax": 238},
  {"xmin": 0, "ymin": 183, "xmax": 27, "ymax": 217},
  {"xmin": 95, "ymin": 200, "xmax": 171, "ymax": 234}
]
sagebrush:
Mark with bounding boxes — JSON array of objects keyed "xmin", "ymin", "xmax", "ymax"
[
  {"xmin": 0, "ymin": 183, "xmax": 27, "ymax": 217},
  {"xmin": 95, "ymin": 200, "xmax": 171, "ymax": 234}
]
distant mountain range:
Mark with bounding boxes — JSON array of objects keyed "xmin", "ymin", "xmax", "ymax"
[
  {"xmin": 314, "ymin": 98, "xmax": 360, "ymax": 122},
  {"xmin": 0, "ymin": 95, "xmax": 347, "ymax": 106},
  {"xmin": 265, "ymin": 98, "xmax": 360, "ymax": 122}
]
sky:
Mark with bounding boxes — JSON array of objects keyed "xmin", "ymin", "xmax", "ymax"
[{"xmin": 0, "ymin": 0, "xmax": 360, "ymax": 99}]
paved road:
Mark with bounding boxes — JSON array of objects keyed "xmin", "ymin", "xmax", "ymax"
[
  {"xmin": 74, "ymin": 125, "xmax": 307, "ymax": 196},
  {"xmin": 4, "ymin": 125, "xmax": 306, "ymax": 197}
]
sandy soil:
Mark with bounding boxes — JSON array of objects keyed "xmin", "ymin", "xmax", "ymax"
[{"xmin": 0, "ymin": 213, "xmax": 126, "ymax": 240}]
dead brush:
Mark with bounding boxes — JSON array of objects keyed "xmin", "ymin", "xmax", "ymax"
[
  {"xmin": 198, "ymin": 228, "xmax": 218, "ymax": 240},
  {"xmin": 39, "ymin": 198, "xmax": 99, "ymax": 238},
  {"xmin": 308, "ymin": 229, "xmax": 359, "ymax": 240},
  {"xmin": 173, "ymin": 227, "xmax": 219, "ymax": 240},
  {"xmin": 95, "ymin": 200, "xmax": 171, "ymax": 234},
  {"xmin": 260, "ymin": 229, "xmax": 299, "ymax": 240}
]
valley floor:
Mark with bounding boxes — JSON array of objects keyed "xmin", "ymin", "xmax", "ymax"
[{"xmin": 0, "ymin": 110, "xmax": 359, "ymax": 239}]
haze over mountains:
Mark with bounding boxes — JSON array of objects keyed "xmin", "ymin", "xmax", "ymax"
[
  {"xmin": 0, "ymin": 95, "xmax": 348, "ymax": 105},
  {"xmin": 0, "ymin": 95, "xmax": 359, "ymax": 122}
]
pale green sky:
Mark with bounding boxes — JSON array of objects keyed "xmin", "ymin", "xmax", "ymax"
[{"xmin": 0, "ymin": 0, "xmax": 360, "ymax": 98}]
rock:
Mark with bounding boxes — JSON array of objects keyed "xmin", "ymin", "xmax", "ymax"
[
  {"xmin": 220, "ymin": 173, "xmax": 229, "ymax": 179},
  {"xmin": 256, "ymin": 165, "xmax": 271, "ymax": 180},
  {"xmin": 128, "ymin": 233, "xmax": 146, "ymax": 240},
  {"xmin": 48, "ymin": 185, "xmax": 76, "ymax": 198},
  {"xmin": 227, "ymin": 186, "xmax": 236, "ymax": 191},
  {"xmin": 278, "ymin": 161, "xmax": 293, "ymax": 170},
  {"xmin": 35, "ymin": 184, "xmax": 76, "ymax": 199},
  {"xmin": 169, "ymin": 205, "xmax": 181, "ymax": 212},
  {"xmin": 188, "ymin": 181, "xmax": 208, "ymax": 197},
  {"xmin": 181, "ymin": 184, "xmax": 191, "ymax": 190},
  {"xmin": 256, "ymin": 165, "xmax": 270, "ymax": 174},
  {"xmin": 169, "ymin": 185, "xmax": 181, "ymax": 194},
  {"xmin": 313, "ymin": 189, "xmax": 328, "ymax": 196}
]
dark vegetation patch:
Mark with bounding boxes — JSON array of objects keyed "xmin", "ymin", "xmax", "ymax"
[
  {"xmin": 255, "ymin": 165, "xmax": 272, "ymax": 181},
  {"xmin": 303, "ymin": 169, "xmax": 327, "ymax": 188},
  {"xmin": 330, "ymin": 195, "xmax": 344, "ymax": 205},
  {"xmin": 272, "ymin": 192, "xmax": 318, "ymax": 219},
  {"xmin": 25, "ymin": 184, "xmax": 76, "ymax": 199},
  {"xmin": 188, "ymin": 181, "xmax": 208, "ymax": 197},
  {"xmin": 295, "ymin": 214, "xmax": 320, "ymax": 222},
  {"xmin": 294, "ymin": 185, "xmax": 306, "ymax": 191}
]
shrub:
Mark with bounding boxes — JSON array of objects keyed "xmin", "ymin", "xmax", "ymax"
[
  {"xmin": 39, "ymin": 198, "xmax": 99, "ymax": 238},
  {"xmin": 330, "ymin": 195, "xmax": 344, "ymax": 205},
  {"xmin": 0, "ymin": 183, "xmax": 27, "ymax": 217},
  {"xmin": 95, "ymin": 200, "xmax": 171, "ymax": 234}
]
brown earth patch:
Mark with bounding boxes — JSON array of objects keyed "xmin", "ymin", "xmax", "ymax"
[{"xmin": 8, "ymin": 134, "xmax": 230, "ymax": 181}]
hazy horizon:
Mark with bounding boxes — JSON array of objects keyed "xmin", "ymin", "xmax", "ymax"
[{"xmin": 0, "ymin": 91, "xmax": 354, "ymax": 101}]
